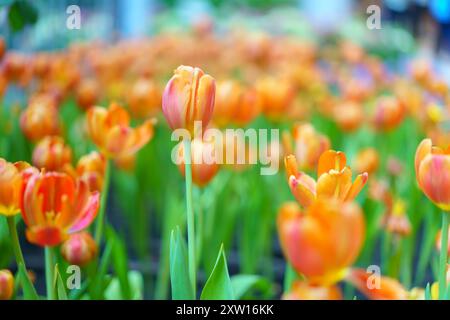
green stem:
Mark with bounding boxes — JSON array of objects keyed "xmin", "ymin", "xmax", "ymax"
[
  {"xmin": 45, "ymin": 247, "xmax": 55, "ymax": 300},
  {"xmin": 184, "ymin": 139, "xmax": 196, "ymax": 299},
  {"xmin": 6, "ymin": 216, "xmax": 38, "ymax": 296},
  {"xmin": 438, "ymin": 212, "xmax": 449, "ymax": 300},
  {"xmin": 95, "ymin": 159, "xmax": 111, "ymax": 244}
]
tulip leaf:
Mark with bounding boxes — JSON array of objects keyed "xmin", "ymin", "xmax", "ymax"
[
  {"xmin": 200, "ymin": 244, "xmax": 234, "ymax": 300},
  {"xmin": 230, "ymin": 275, "xmax": 272, "ymax": 299},
  {"xmin": 169, "ymin": 226, "xmax": 194, "ymax": 300},
  {"xmin": 425, "ymin": 283, "xmax": 432, "ymax": 300},
  {"xmin": 17, "ymin": 263, "xmax": 39, "ymax": 300},
  {"xmin": 104, "ymin": 271, "xmax": 143, "ymax": 300},
  {"xmin": 106, "ymin": 226, "xmax": 131, "ymax": 300},
  {"xmin": 54, "ymin": 264, "xmax": 68, "ymax": 300},
  {"xmin": 7, "ymin": 0, "xmax": 38, "ymax": 32}
]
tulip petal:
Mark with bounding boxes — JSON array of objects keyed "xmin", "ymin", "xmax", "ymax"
[
  {"xmin": 344, "ymin": 172, "xmax": 368, "ymax": 201},
  {"xmin": 418, "ymin": 154, "xmax": 450, "ymax": 211},
  {"xmin": 317, "ymin": 150, "xmax": 346, "ymax": 177}
]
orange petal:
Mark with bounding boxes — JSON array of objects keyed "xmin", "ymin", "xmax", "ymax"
[
  {"xmin": 414, "ymin": 139, "xmax": 432, "ymax": 186},
  {"xmin": 344, "ymin": 172, "xmax": 368, "ymax": 201},
  {"xmin": 317, "ymin": 150, "xmax": 347, "ymax": 177},
  {"xmin": 418, "ymin": 154, "xmax": 450, "ymax": 211}
]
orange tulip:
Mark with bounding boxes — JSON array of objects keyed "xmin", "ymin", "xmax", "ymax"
[
  {"xmin": 176, "ymin": 138, "xmax": 220, "ymax": 187},
  {"xmin": 381, "ymin": 198, "xmax": 411, "ymax": 236},
  {"xmin": 283, "ymin": 281, "xmax": 342, "ymax": 300},
  {"xmin": 61, "ymin": 231, "xmax": 98, "ymax": 266},
  {"xmin": 20, "ymin": 172, "xmax": 100, "ymax": 247},
  {"xmin": 76, "ymin": 151, "xmax": 106, "ymax": 192},
  {"xmin": 162, "ymin": 65, "xmax": 215, "ymax": 135},
  {"xmin": 212, "ymin": 80, "xmax": 241, "ymax": 127},
  {"xmin": 277, "ymin": 200, "xmax": 365, "ymax": 285},
  {"xmin": 0, "ymin": 159, "xmax": 36, "ymax": 216},
  {"xmin": 76, "ymin": 78, "xmax": 99, "ymax": 110},
  {"xmin": 371, "ymin": 96, "xmax": 405, "ymax": 131},
  {"xmin": 20, "ymin": 98, "xmax": 60, "ymax": 142},
  {"xmin": 256, "ymin": 76, "xmax": 295, "ymax": 120},
  {"xmin": 233, "ymin": 87, "xmax": 262, "ymax": 126},
  {"xmin": 346, "ymin": 268, "xmax": 408, "ymax": 300},
  {"xmin": 332, "ymin": 101, "xmax": 364, "ymax": 132},
  {"xmin": 86, "ymin": 102, "xmax": 155, "ymax": 159},
  {"xmin": 127, "ymin": 77, "xmax": 161, "ymax": 119},
  {"xmin": 415, "ymin": 138, "xmax": 450, "ymax": 211},
  {"xmin": 354, "ymin": 148, "xmax": 379, "ymax": 175},
  {"xmin": 285, "ymin": 150, "xmax": 368, "ymax": 207},
  {"xmin": 0, "ymin": 270, "xmax": 14, "ymax": 300},
  {"xmin": 32, "ymin": 136, "xmax": 72, "ymax": 171}
]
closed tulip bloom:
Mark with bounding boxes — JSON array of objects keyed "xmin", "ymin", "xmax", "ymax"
[
  {"xmin": 0, "ymin": 159, "xmax": 36, "ymax": 216},
  {"xmin": 76, "ymin": 78, "xmax": 99, "ymax": 110},
  {"xmin": 277, "ymin": 200, "xmax": 365, "ymax": 285},
  {"xmin": 127, "ymin": 77, "xmax": 161, "ymax": 119},
  {"xmin": 32, "ymin": 136, "xmax": 72, "ymax": 171},
  {"xmin": 76, "ymin": 151, "xmax": 105, "ymax": 192},
  {"xmin": 285, "ymin": 150, "xmax": 368, "ymax": 208},
  {"xmin": 233, "ymin": 87, "xmax": 261, "ymax": 126},
  {"xmin": 256, "ymin": 76, "xmax": 295, "ymax": 120},
  {"xmin": 61, "ymin": 231, "xmax": 98, "ymax": 266},
  {"xmin": 162, "ymin": 65, "xmax": 215, "ymax": 135},
  {"xmin": 332, "ymin": 101, "xmax": 364, "ymax": 132},
  {"xmin": 213, "ymin": 80, "xmax": 242, "ymax": 127},
  {"xmin": 20, "ymin": 100, "xmax": 60, "ymax": 142},
  {"xmin": 0, "ymin": 270, "xmax": 14, "ymax": 300},
  {"xmin": 87, "ymin": 102, "xmax": 155, "ymax": 159},
  {"xmin": 346, "ymin": 268, "xmax": 408, "ymax": 300},
  {"xmin": 283, "ymin": 281, "xmax": 342, "ymax": 300},
  {"xmin": 354, "ymin": 148, "xmax": 379, "ymax": 175},
  {"xmin": 415, "ymin": 138, "xmax": 450, "ymax": 211},
  {"xmin": 176, "ymin": 138, "xmax": 220, "ymax": 187},
  {"xmin": 372, "ymin": 96, "xmax": 405, "ymax": 131},
  {"xmin": 20, "ymin": 172, "xmax": 100, "ymax": 247}
]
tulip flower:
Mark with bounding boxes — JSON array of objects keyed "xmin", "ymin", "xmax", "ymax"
[
  {"xmin": 256, "ymin": 76, "xmax": 295, "ymax": 120},
  {"xmin": 371, "ymin": 96, "xmax": 405, "ymax": 131},
  {"xmin": 32, "ymin": 136, "xmax": 72, "ymax": 172},
  {"xmin": 381, "ymin": 198, "xmax": 411, "ymax": 237},
  {"xmin": 176, "ymin": 137, "xmax": 220, "ymax": 187},
  {"xmin": 20, "ymin": 171, "xmax": 100, "ymax": 247},
  {"xmin": 76, "ymin": 151, "xmax": 106, "ymax": 192},
  {"xmin": 76, "ymin": 78, "xmax": 99, "ymax": 110},
  {"xmin": 283, "ymin": 281, "xmax": 342, "ymax": 300},
  {"xmin": 285, "ymin": 150, "xmax": 368, "ymax": 207},
  {"xmin": 346, "ymin": 268, "xmax": 408, "ymax": 300},
  {"xmin": 213, "ymin": 80, "xmax": 242, "ymax": 127},
  {"xmin": 277, "ymin": 200, "xmax": 365, "ymax": 285},
  {"xmin": 20, "ymin": 99, "xmax": 60, "ymax": 142},
  {"xmin": 332, "ymin": 101, "xmax": 364, "ymax": 132},
  {"xmin": 86, "ymin": 102, "xmax": 155, "ymax": 159},
  {"xmin": 415, "ymin": 138, "xmax": 449, "ymax": 299},
  {"xmin": 0, "ymin": 270, "xmax": 14, "ymax": 300},
  {"xmin": 127, "ymin": 77, "xmax": 161, "ymax": 119},
  {"xmin": 61, "ymin": 231, "xmax": 98, "ymax": 266},
  {"xmin": 354, "ymin": 148, "xmax": 379, "ymax": 175},
  {"xmin": 162, "ymin": 65, "xmax": 215, "ymax": 136}
]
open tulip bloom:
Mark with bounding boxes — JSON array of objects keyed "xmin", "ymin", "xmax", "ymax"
[{"xmin": 0, "ymin": 2, "xmax": 450, "ymax": 303}]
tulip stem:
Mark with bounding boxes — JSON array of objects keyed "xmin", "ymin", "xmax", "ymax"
[
  {"xmin": 184, "ymin": 138, "xmax": 196, "ymax": 299},
  {"xmin": 45, "ymin": 247, "xmax": 56, "ymax": 300},
  {"xmin": 95, "ymin": 159, "xmax": 111, "ymax": 244},
  {"xmin": 438, "ymin": 212, "xmax": 448, "ymax": 300},
  {"xmin": 6, "ymin": 216, "xmax": 38, "ymax": 297}
]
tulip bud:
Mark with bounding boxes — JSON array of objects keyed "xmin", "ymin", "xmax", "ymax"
[
  {"xmin": 76, "ymin": 78, "xmax": 99, "ymax": 110},
  {"xmin": 127, "ymin": 77, "xmax": 161, "ymax": 119},
  {"xmin": 162, "ymin": 65, "xmax": 215, "ymax": 136},
  {"xmin": 76, "ymin": 151, "xmax": 105, "ymax": 192},
  {"xmin": 354, "ymin": 148, "xmax": 379, "ymax": 175},
  {"xmin": 61, "ymin": 231, "xmax": 98, "ymax": 266},
  {"xmin": 256, "ymin": 76, "xmax": 295, "ymax": 120},
  {"xmin": 0, "ymin": 270, "xmax": 14, "ymax": 300},
  {"xmin": 20, "ymin": 98, "xmax": 60, "ymax": 142},
  {"xmin": 372, "ymin": 96, "xmax": 405, "ymax": 131},
  {"xmin": 332, "ymin": 101, "xmax": 364, "ymax": 132},
  {"xmin": 32, "ymin": 136, "xmax": 72, "ymax": 171}
]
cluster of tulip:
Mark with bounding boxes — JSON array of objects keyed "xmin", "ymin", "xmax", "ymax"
[{"xmin": 0, "ymin": 20, "xmax": 448, "ymax": 300}]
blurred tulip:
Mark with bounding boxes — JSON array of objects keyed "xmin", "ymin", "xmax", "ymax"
[
  {"xmin": 213, "ymin": 80, "xmax": 242, "ymax": 127},
  {"xmin": 0, "ymin": 37, "xmax": 5, "ymax": 61},
  {"xmin": 162, "ymin": 65, "xmax": 215, "ymax": 135},
  {"xmin": 20, "ymin": 172, "xmax": 99, "ymax": 247},
  {"xmin": 381, "ymin": 198, "xmax": 411, "ymax": 237},
  {"xmin": 283, "ymin": 281, "xmax": 342, "ymax": 300},
  {"xmin": 127, "ymin": 77, "xmax": 161, "ymax": 119},
  {"xmin": 76, "ymin": 151, "xmax": 106, "ymax": 192},
  {"xmin": 0, "ymin": 270, "xmax": 14, "ymax": 300},
  {"xmin": 387, "ymin": 156, "xmax": 403, "ymax": 177},
  {"xmin": 114, "ymin": 152, "xmax": 136, "ymax": 171},
  {"xmin": 277, "ymin": 199, "xmax": 365, "ymax": 285},
  {"xmin": 332, "ymin": 101, "xmax": 364, "ymax": 132},
  {"xmin": 415, "ymin": 138, "xmax": 450, "ymax": 211},
  {"xmin": 0, "ymin": 159, "xmax": 36, "ymax": 216},
  {"xmin": 234, "ymin": 87, "xmax": 262, "ymax": 126},
  {"xmin": 256, "ymin": 76, "xmax": 295, "ymax": 120},
  {"xmin": 372, "ymin": 96, "xmax": 405, "ymax": 131},
  {"xmin": 32, "ymin": 136, "xmax": 72, "ymax": 171},
  {"xmin": 61, "ymin": 231, "xmax": 98, "ymax": 266},
  {"xmin": 285, "ymin": 150, "xmax": 368, "ymax": 207},
  {"xmin": 346, "ymin": 268, "xmax": 408, "ymax": 300},
  {"xmin": 87, "ymin": 102, "xmax": 155, "ymax": 159},
  {"xmin": 176, "ymin": 138, "xmax": 220, "ymax": 187},
  {"xmin": 354, "ymin": 148, "xmax": 379, "ymax": 175},
  {"xmin": 20, "ymin": 99, "xmax": 60, "ymax": 142},
  {"xmin": 76, "ymin": 78, "xmax": 99, "ymax": 110}
]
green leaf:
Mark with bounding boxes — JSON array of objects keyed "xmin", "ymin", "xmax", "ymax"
[
  {"xmin": 230, "ymin": 275, "xmax": 272, "ymax": 299},
  {"xmin": 7, "ymin": 0, "xmax": 38, "ymax": 32},
  {"xmin": 201, "ymin": 244, "xmax": 234, "ymax": 300},
  {"xmin": 170, "ymin": 226, "xmax": 194, "ymax": 300},
  {"xmin": 104, "ymin": 271, "xmax": 143, "ymax": 300},
  {"xmin": 425, "ymin": 283, "xmax": 432, "ymax": 301},
  {"xmin": 54, "ymin": 264, "xmax": 68, "ymax": 300},
  {"xmin": 106, "ymin": 226, "xmax": 131, "ymax": 300},
  {"xmin": 17, "ymin": 263, "xmax": 39, "ymax": 300}
]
